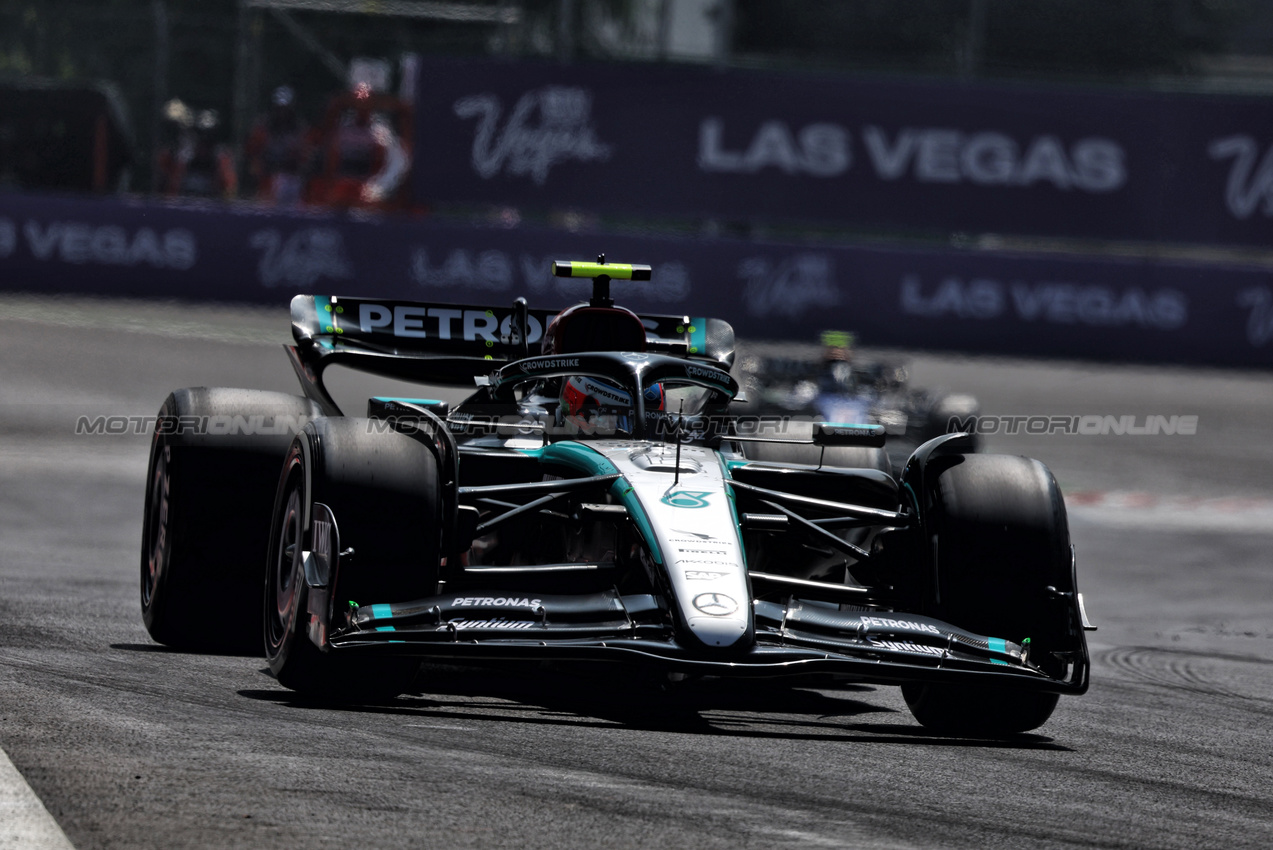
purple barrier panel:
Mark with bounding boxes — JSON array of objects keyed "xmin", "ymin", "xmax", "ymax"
[
  {"xmin": 0, "ymin": 192, "xmax": 349, "ymax": 303},
  {"xmin": 825, "ymin": 247, "xmax": 1273, "ymax": 369},
  {"xmin": 2, "ymin": 191, "xmax": 1271, "ymax": 368},
  {"xmin": 0, "ymin": 192, "xmax": 461, "ymax": 304},
  {"xmin": 412, "ymin": 58, "xmax": 1273, "ymax": 248}
]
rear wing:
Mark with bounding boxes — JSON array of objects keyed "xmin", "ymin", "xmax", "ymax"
[{"xmin": 291, "ymin": 294, "xmax": 736, "ymax": 370}]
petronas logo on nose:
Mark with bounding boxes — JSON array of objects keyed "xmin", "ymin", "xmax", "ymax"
[{"xmin": 661, "ymin": 490, "xmax": 712, "ymax": 509}]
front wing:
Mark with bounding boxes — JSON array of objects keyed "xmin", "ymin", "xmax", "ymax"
[{"xmin": 325, "ymin": 589, "xmax": 1089, "ymax": 694}]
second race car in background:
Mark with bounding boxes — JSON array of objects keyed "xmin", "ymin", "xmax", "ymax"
[{"xmin": 736, "ymin": 331, "xmax": 981, "ymax": 475}]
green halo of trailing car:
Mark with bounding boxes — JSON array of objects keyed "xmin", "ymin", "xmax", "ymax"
[{"xmin": 140, "ymin": 257, "xmax": 1094, "ymax": 735}]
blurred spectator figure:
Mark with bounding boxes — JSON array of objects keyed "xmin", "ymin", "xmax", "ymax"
[
  {"xmin": 360, "ymin": 115, "xmax": 409, "ymax": 205},
  {"xmin": 157, "ymin": 101, "xmax": 237, "ymax": 199},
  {"xmin": 306, "ymin": 82, "xmax": 411, "ymax": 210},
  {"xmin": 245, "ymin": 85, "xmax": 308, "ymax": 206}
]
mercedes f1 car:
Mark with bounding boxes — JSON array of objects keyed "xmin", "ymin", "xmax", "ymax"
[{"xmin": 140, "ymin": 257, "xmax": 1094, "ymax": 735}]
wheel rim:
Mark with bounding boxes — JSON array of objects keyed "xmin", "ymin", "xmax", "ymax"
[
  {"xmin": 266, "ymin": 472, "xmax": 305, "ymax": 653},
  {"xmin": 141, "ymin": 444, "xmax": 170, "ymax": 609}
]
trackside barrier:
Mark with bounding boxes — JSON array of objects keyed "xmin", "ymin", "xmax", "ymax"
[
  {"xmin": 410, "ymin": 57, "xmax": 1273, "ymax": 250},
  {"xmin": 1, "ymin": 191, "xmax": 1271, "ymax": 368}
]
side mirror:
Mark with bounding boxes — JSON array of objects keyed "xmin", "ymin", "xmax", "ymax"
[
  {"xmin": 812, "ymin": 422, "xmax": 886, "ymax": 448},
  {"xmin": 367, "ymin": 397, "xmax": 451, "ymax": 420}
]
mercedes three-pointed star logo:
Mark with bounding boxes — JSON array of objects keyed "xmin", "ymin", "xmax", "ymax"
[{"xmin": 691, "ymin": 592, "xmax": 738, "ymax": 616}]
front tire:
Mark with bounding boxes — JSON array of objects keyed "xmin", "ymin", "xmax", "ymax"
[
  {"xmin": 902, "ymin": 454, "xmax": 1074, "ymax": 735},
  {"xmin": 265, "ymin": 419, "xmax": 442, "ymax": 700}
]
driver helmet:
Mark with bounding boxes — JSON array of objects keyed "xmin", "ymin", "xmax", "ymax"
[
  {"xmin": 642, "ymin": 382, "xmax": 666, "ymax": 412},
  {"xmin": 820, "ymin": 329, "xmax": 855, "ymax": 363},
  {"xmin": 820, "ymin": 329, "xmax": 855, "ymax": 386},
  {"xmin": 560, "ymin": 376, "xmax": 634, "ymax": 436},
  {"xmin": 558, "ymin": 377, "xmax": 667, "ymax": 436}
]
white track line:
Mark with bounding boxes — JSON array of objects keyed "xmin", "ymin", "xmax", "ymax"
[{"xmin": 0, "ymin": 748, "xmax": 75, "ymax": 849}]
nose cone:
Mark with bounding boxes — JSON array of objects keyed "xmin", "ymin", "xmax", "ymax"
[
  {"xmin": 685, "ymin": 591, "xmax": 750, "ymax": 648},
  {"xmin": 687, "ymin": 617, "xmax": 749, "ymax": 648}
]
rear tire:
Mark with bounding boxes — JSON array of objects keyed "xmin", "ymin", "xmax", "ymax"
[
  {"xmin": 902, "ymin": 454, "xmax": 1073, "ymax": 735},
  {"xmin": 140, "ymin": 388, "xmax": 320, "ymax": 653},
  {"xmin": 265, "ymin": 418, "xmax": 441, "ymax": 700}
]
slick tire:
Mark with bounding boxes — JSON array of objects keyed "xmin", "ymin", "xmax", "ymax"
[
  {"xmin": 140, "ymin": 388, "xmax": 322, "ymax": 653},
  {"xmin": 740, "ymin": 421, "xmax": 892, "ymax": 477},
  {"xmin": 264, "ymin": 418, "xmax": 442, "ymax": 700},
  {"xmin": 902, "ymin": 454, "xmax": 1074, "ymax": 736}
]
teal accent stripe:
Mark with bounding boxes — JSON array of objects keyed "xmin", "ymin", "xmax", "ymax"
[
  {"xmin": 717, "ymin": 453, "xmax": 748, "ymax": 569},
  {"xmin": 528, "ymin": 442, "xmax": 659, "ymax": 563},
  {"xmin": 988, "ymin": 637, "xmax": 1009, "ymax": 665},
  {"xmin": 688, "ymin": 318, "xmax": 707, "ymax": 356},
  {"xmin": 314, "ymin": 296, "xmax": 336, "ymax": 335},
  {"xmin": 611, "ymin": 479, "xmax": 662, "ymax": 566},
  {"xmin": 373, "ymin": 397, "xmax": 445, "ymax": 406},
  {"xmin": 370, "ymin": 603, "xmax": 393, "ymax": 620},
  {"xmin": 375, "ymin": 626, "xmax": 396, "ymax": 632},
  {"xmin": 539, "ymin": 441, "xmax": 619, "ymax": 476}
]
